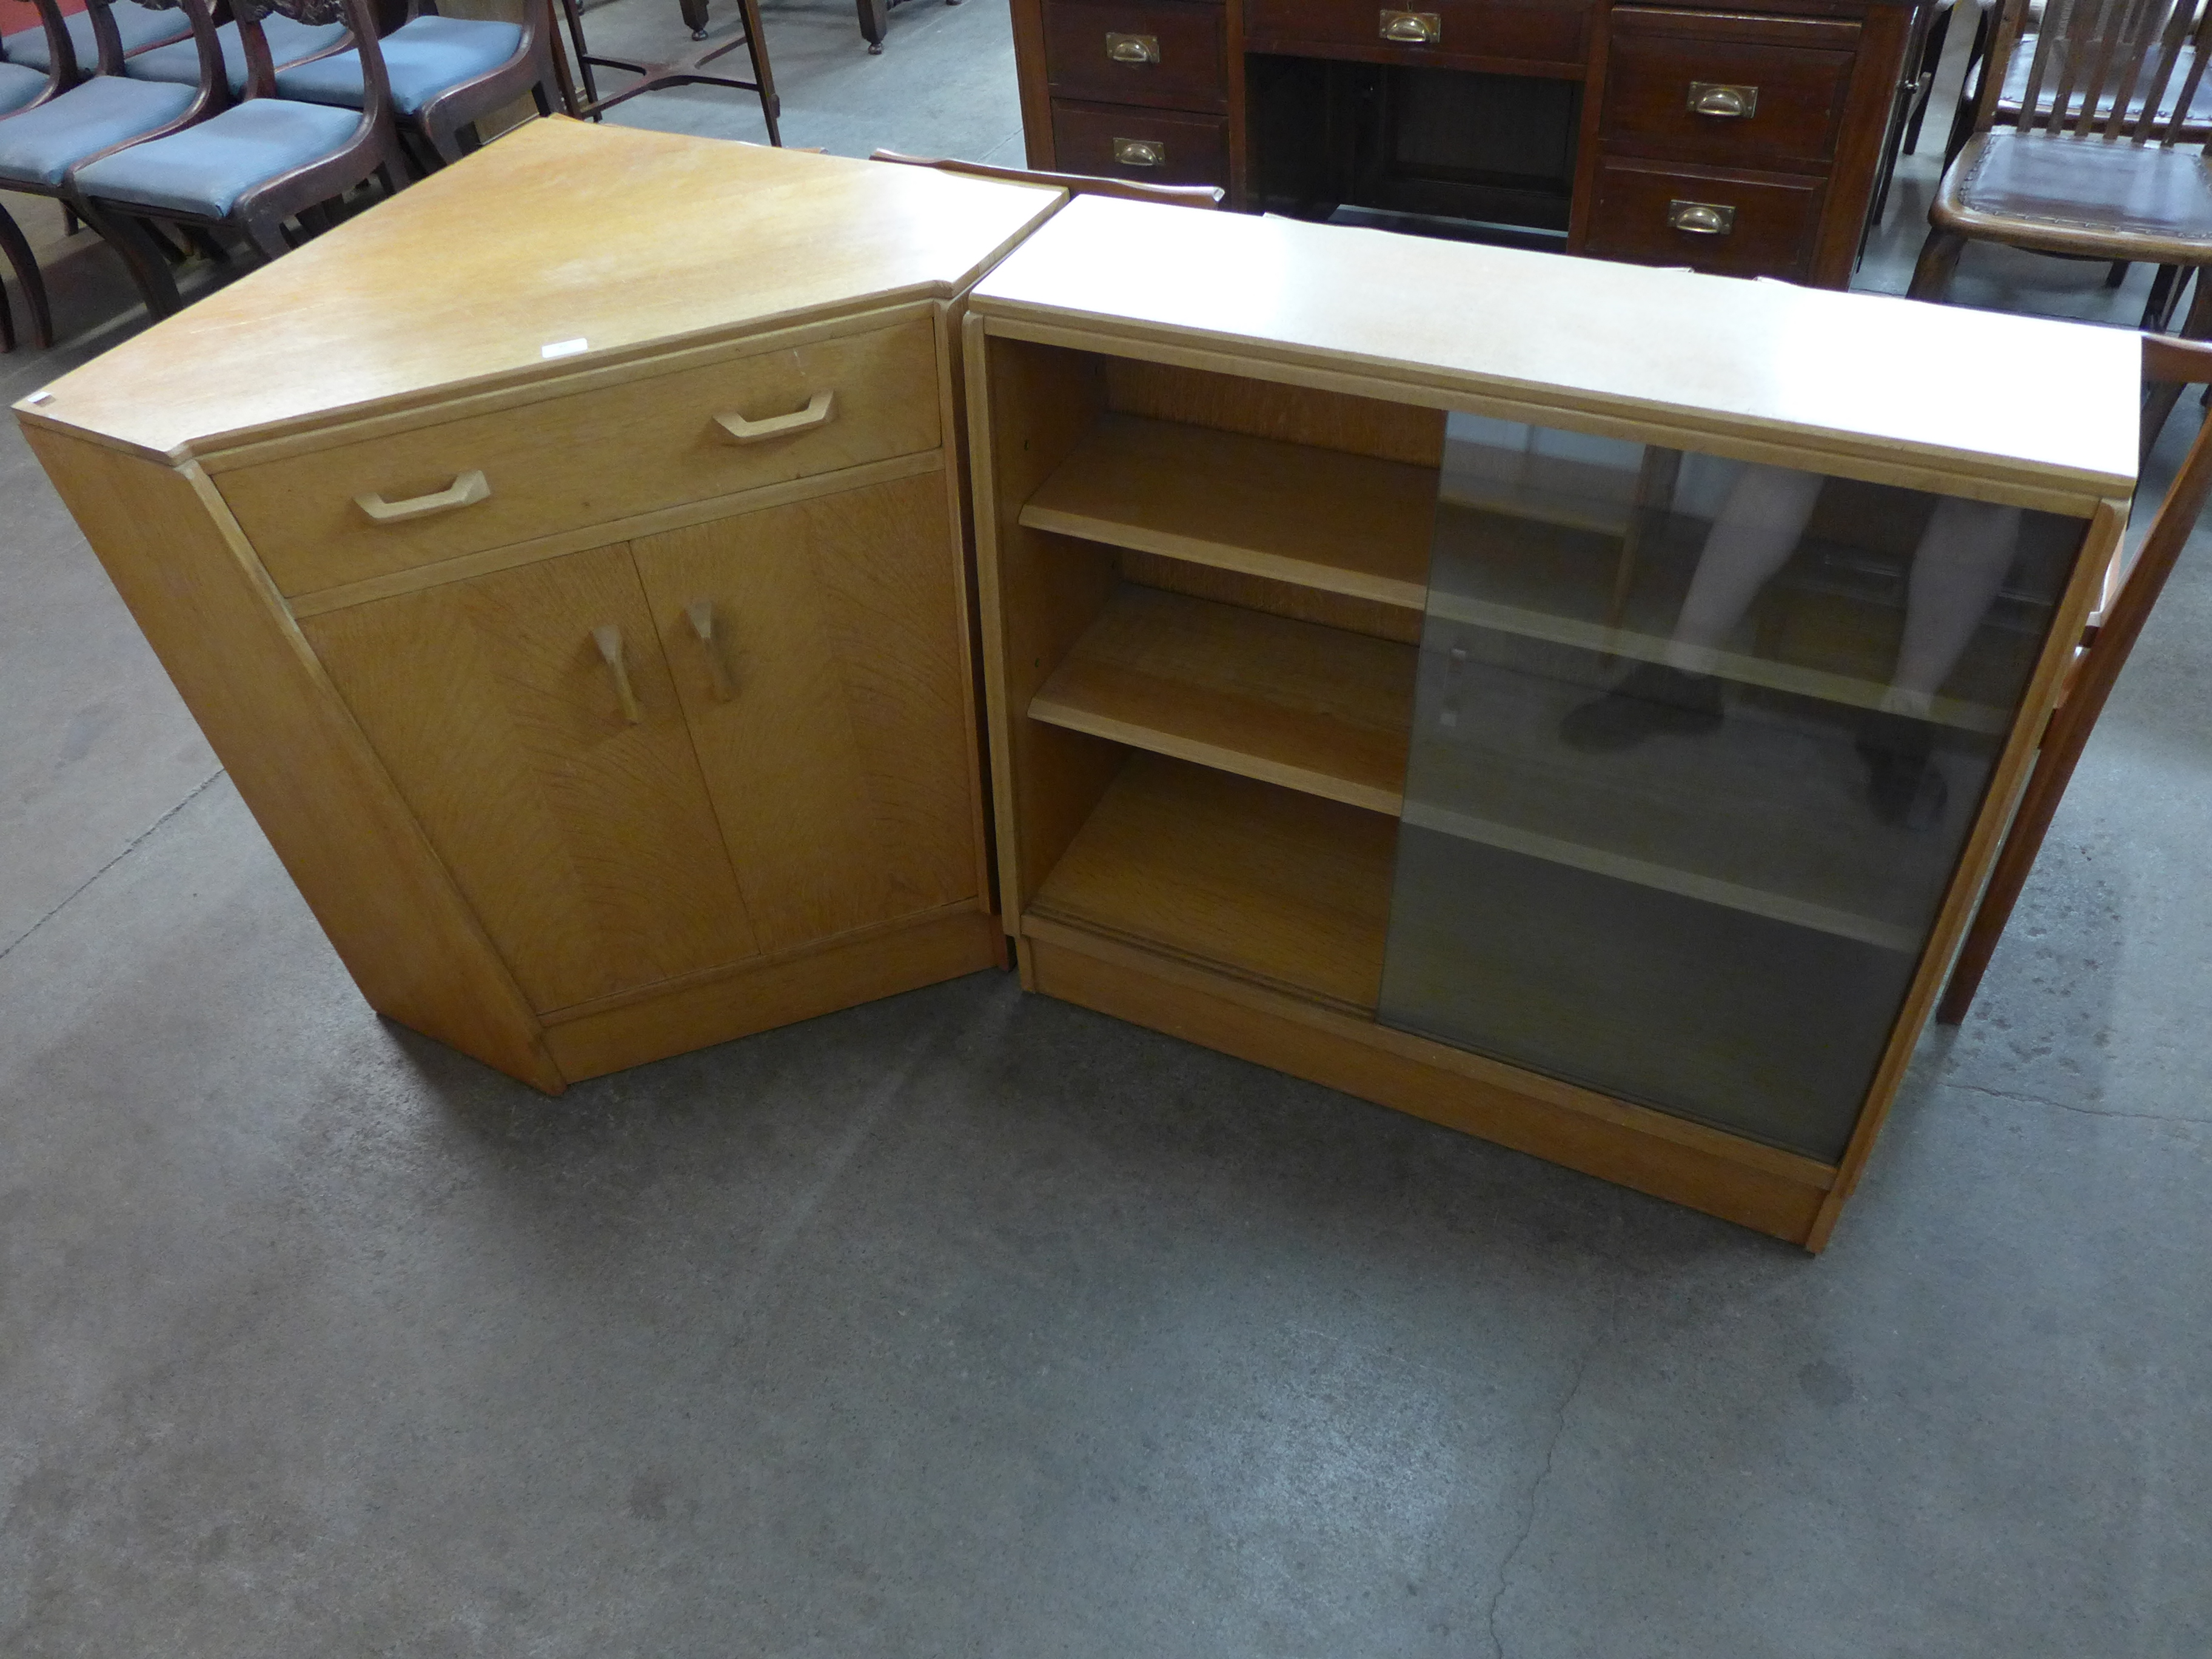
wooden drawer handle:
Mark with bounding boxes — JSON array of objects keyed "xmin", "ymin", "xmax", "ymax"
[
  {"xmin": 685, "ymin": 598, "xmax": 736, "ymax": 700},
  {"xmin": 1105, "ymin": 32, "xmax": 1158, "ymax": 63},
  {"xmin": 714, "ymin": 389, "xmax": 836, "ymax": 445},
  {"xmin": 354, "ymin": 469, "xmax": 490, "ymax": 525},
  {"xmin": 1667, "ymin": 199, "xmax": 1737, "ymax": 236},
  {"xmin": 1112, "ymin": 136, "xmax": 1166, "ymax": 167},
  {"xmin": 1380, "ymin": 10, "xmax": 1439, "ymax": 44},
  {"xmin": 591, "ymin": 623, "xmax": 643, "ymax": 723},
  {"xmin": 1687, "ymin": 81, "xmax": 1758, "ymax": 118}
]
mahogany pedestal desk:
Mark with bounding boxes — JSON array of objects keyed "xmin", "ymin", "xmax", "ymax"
[
  {"xmin": 964, "ymin": 198, "xmax": 2135, "ymax": 1248},
  {"xmin": 15, "ymin": 119, "xmax": 1061, "ymax": 1091},
  {"xmin": 1009, "ymin": 0, "xmax": 1920, "ymax": 284}
]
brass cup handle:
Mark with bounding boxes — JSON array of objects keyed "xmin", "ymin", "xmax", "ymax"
[
  {"xmin": 1667, "ymin": 199, "xmax": 1737, "ymax": 236},
  {"xmin": 1112, "ymin": 136, "xmax": 1165, "ymax": 167},
  {"xmin": 685, "ymin": 598, "xmax": 736, "ymax": 701},
  {"xmin": 592, "ymin": 624, "xmax": 643, "ymax": 724},
  {"xmin": 1380, "ymin": 9, "xmax": 1440, "ymax": 42},
  {"xmin": 715, "ymin": 389, "xmax": 835, "ymax": 445},
  {"xmin": 1105, "ymin": 32, "xmax": 1158, "ymax": 62},
  {"xmin": 355, "ymin": 469, "xmax": 491, "ymax": 525},
  {"xmin": 1687, "ymin": 81, "xmax": 1758, "ymax": 118}
]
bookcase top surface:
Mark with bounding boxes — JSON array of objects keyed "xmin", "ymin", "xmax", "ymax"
[
  {"xmin": 16, "ymin": 119, "xmax": 1062, "ymax": 463},
  {"xmin": 970, "ymin": 197, "xmax": 2139, "ymax": 509}
]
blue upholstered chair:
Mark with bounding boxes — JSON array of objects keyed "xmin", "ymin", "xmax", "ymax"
[
  {"xmin": 72, "ymin": 0, "xmax": 404, "ymax": 315},
  {"xmin": 1, "ymin": 0, "xmax": 186, "ymax": 75},
  {"xmin": 0, "ymin": 0, "xmax": 215, "ymax": 347},
  {"xmin": 0, "ymin": 0, "xmax": 69, "ymax": 348},
  {"xmin": 126, "ymin": 9, "xmax": 349, "ymax": 98},
  {"xmin": 273, "ymin": 0, "xmax": 565, "ymax": 170}
]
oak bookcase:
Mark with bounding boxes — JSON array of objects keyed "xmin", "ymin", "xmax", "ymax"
[{"xmin": 964, "ymin": 196, "xmax": 2136, "ymax": 1248}]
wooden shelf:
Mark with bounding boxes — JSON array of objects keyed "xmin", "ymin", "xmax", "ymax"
[
  {"xmin": 1028, "ymin": 585, "xmax": 1416, "ymax": 815},
  {"xmin": 1401, "ymin": 640, "xmax": 1972, "ymax": 951},
  {"xmin": 1020, "ymin": 414, "xmax": 1438, "ymax": 610},
  {"xmin": 1025, "ymin": 753, "xmax": 1396, "ymax": 1014},
  {"xmin": 1428, "ymin": 502, "xmax": 2026, "ymax": 734}
]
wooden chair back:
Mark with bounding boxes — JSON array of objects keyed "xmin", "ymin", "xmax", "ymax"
[
  {"xmin": 868, "ymin": 149, "xmax": 1225, "ymax": 209},
  {"xmin": 230, "ymin": 0, "xmax": 389, "ymax": 108},
  {"xmin": 1, "ymin": 0, "xmax": 79, "ymax": 89},
  {"xmin": 1974, "ymin": 0, "xmax": 2212, "ymax": 144},
  {"xmin": 1939, "ymin": 334, "xmax": 2212, "ymax": 1022}
]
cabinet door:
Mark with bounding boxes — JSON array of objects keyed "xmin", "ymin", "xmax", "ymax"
[
  {"xmin": 1375, "ymin": 413, "xmax": 2095, "ymax": 1161},
  {"xmin": 631, "ymin": 472, "xmax": 980, "ymax": 955},
  {"xmin": 302, "ymin": 543, "xmax": 762, "ymax": 1014}
]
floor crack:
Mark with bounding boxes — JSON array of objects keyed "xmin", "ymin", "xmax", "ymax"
[
  {"xmin": 1486, "ymin": 1219, "xmax": 1623, "ymax": 1659},
  {"xmin": 1949, "ymin": 1078, "xmax": 2206, "ymax": 1126},
  {"xmin": 0, "ymin": 770, "xmax": 224, "ymax": 967}
]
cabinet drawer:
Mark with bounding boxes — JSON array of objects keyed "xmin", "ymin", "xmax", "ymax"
[
  {"xmin": 221, "ymin": 317, "xmax": 942, "ymax": 600},
  {"xmin": 1051, "ymin": 100, "xmax": 1230, "ymax": 186},
  {"xmin": 1043, "ymin": 0, "xmax": 1228, "ymax": 111},
  {"xmin": 1601, "ymin": 8, "xmax": 1858, "ymax": 170},
  {"xmin": 1581, "ymin": 158, "xmax": 1823, "ymax": 278},
  {"xmin": 1244, "ymin": 0, "xmax": 1589, "ymax": 75}
]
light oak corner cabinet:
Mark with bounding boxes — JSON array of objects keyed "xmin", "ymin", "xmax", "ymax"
[
  {"xmin": 15, "ymin": 119, "xmax": 1063, "ymax": 1091},
  {"xmin": 963, "ymin": 196, "xmax": 2138, "ymax": 1249}
]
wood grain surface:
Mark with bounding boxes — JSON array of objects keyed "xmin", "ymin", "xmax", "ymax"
[
  {"xmin": 16, "ymin": 118, "xmax": 1061, "ymax": 462},
  {"xmin": 632, "ymin": 473, "xmax": 981, "ymax": 956}
]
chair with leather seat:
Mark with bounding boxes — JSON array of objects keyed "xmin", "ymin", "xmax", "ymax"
[
  {"xmin": 1910, "ymin": 0, "xmax": 2212, "ymax": 340},
  {"xmin": 0, "ymin": 0, "xmax": 217, "ymax": 347},
  {"xmin": 71, "ymin": 0, "xmax": 406, "ymax": 317},
  {"xmin": 271, "ymin": 0, "xmax": 566, "ymax": 170}
]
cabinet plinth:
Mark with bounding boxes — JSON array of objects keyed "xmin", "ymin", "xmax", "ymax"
[{"xmin": 16, "ymin": 121, "xmax": 1062, "ymax": 1091}]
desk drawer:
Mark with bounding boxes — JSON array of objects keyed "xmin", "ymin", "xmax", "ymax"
[
  {"xmin": 1245, "ymin": 0, "xmax": 1589, "ymax": 75},
  {"xmin": 1601, "ymin": 8, "xmax": 1858, "ymax": 170},
  {"xmin": 1044, "ymin": 0, "xmax": 1228, "ymax": 111},
  {"xmin": 1581, "ymin": 157, "xmax": 1823, "ymax": 278},
  {"xmin": 221, "ymin": 317, "xmax": 942, "ymax": 599},
  {"xmin": 1051, "ymin": 100, "xmax": 1230, "ymax": 186}
]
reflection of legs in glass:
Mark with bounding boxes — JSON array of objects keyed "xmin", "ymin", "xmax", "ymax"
[
  {"xmin": 1857, "ymin": 497, "xmax": 2022, "ymax": 826},
  {"xmin": 1559, "ymin": 469, "xmax": 2022, "ymax": 826},
  {"xmin": 1560, "ymin": 464, "xmax": 1819, "ymax": 752}
]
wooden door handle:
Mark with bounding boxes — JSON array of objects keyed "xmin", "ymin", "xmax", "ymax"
[
  {"xmin": 355, "ymin": 469, "xmax": 491, "ymax": 524},
  {"xmin": 591, "ymin": 624, "xmax": 643, "ymax": 723},
  {"xmin": 714, "ymin": 390, "xmax": 836, "ymax": 444},
  {"xmin": 685, "ymin": 599, "xmax": 735, "ymax": 700}
]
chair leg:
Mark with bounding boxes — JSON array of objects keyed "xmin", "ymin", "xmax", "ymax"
[
  {"xmin": 2143, "ymin": 264, "xmax": 2183, "ymax": 330},
  {"xmin": 1908, "ymin": 227, "xmax": 1967, "ymax": 301},
  {"xmin": 736, "ymin": 0, "xmax": 783, "ymax": 141},
  {"xmin": 0, "ymin": 202, "xmax": 54, "ymax": 350},
  {"xmin": 0, "ymin": 275, "xmax": 14, "ymax": 353},
  {"xmin": 240, "ymin": 212, "xmax": 292, "ymax": 263},
  {"xmin": 82, "ymin": 206, "xmax": 184, "ymax": 321},
  {"xmin": 554, "ymin": 0, "xmax": 602, "ymax": 113},
  {"xmin": 856, "ymin": 0, "xmax": 888, "ymax": 52},
  {"xmin": 2105, "ymin": 260, "xmax": 2130, "ymax": 289},
  {"xmin": 1902, "ymin": 1, "xmax": 1952, "ymax": 153}
]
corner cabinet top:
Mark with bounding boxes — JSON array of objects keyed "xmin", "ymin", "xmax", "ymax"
[
  {"xmin": 967, "ymin": 197, "xmax": 2140, "ymax": 517},
  {"xmin": 15, "ymin": 120, "xmax": 1064, "ymax": 465}
]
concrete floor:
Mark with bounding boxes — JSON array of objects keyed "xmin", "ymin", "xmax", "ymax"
[{"xmin": 4, "ymin": 13, "xmax": 2210, "ymax": 1655}]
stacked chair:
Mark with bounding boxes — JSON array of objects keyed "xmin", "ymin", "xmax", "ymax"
[
  {"xmin": 271, "ymin": 0, "xmax": 566, "ymax": 169},
  {"xmin": 0, "ymin": 0, "xmax": 220, "ymax": 346},
  {"xmin": 69, "ymin": 0, "xmax": 406, "ymax": 316},
  {"xmin": 0, "ymin": 0, "xmax": 567, "ymax": 344}
]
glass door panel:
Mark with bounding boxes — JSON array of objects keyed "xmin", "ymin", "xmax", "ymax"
[{"xmin": 1376, "ymin": 412, "xmax": 2091, "ymax": 1160}]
